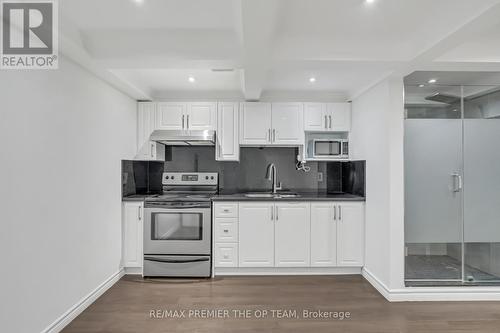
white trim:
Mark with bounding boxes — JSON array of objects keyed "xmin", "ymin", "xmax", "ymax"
[
  {"xmin": 41, "ymin": 269, "xmax": 125, "ymax": 333},
  {"xmin": 362, "ymin": 267, "xmax": 500, "ymax": 302},
  {"xmin": 215, "ymin": 267, "xmax": 362, "ymax": 276},
  {"xmin": 124, "ymin": 267, "xmax": 143, "ymax": 275}
]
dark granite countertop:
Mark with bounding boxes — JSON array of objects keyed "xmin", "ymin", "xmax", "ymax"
[{"xmin": 123, "ymin": 192, "xmax": 365, "ymax": 202}]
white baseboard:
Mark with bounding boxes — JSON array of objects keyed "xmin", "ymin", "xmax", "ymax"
[
  {"xmin": 215, "ymin": 267, "xmax": 362, "ymax": 276},
  {"xmin": 42, "ymin": 268, "xmax": 125, "ymax": 333},
  {"xmin": 362, "ymin": 267, "xmax": 500, "ymax": 302},
  {"xmin": 124, "ymin": 266, "xmax": 142, "ymax": 275}
]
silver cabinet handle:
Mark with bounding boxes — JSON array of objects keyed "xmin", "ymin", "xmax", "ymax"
[
  {"xmin": 339, "ymin": 206, "xmax": 342, "ymax": 220},
  {"xmin": 333, "ymin": 205, "xmax": 337, "ymax": 220},
  {"xmin": 273, "ymin": 129, "xmax": 276, "ymax": 142},
  {"xmin": 187, "ymin": 115, "xmax": 189, "ymax": 129},
  {"xmin": 329, "ymin": 115, "xmax": 332, "ymax": 129},
  {"xmin": 325, "ymin": 115, "xmax": 328, "ymax": 129},
  {"xmin": 452, "ymin": 173, "xmax": 462, "ymax": 192},
  {"xmin": 276, "ymin": 206, "xmax": 279, "ymax": 220},
  {"xmin": 150, "ymin": 143, "xmax": 154, "ymax": 158},
  {"xmin": 223, "ymin": 209, "xmax": 229, "ymax": 212},
  {"xmin": 271, "ymin": 207, "xmax": 274, "ymax": 220},
  {"xmin": 138, "ymin": 207, "xmax": 141, "ymax": 220},
  {"xmin": 268, "ymin": 128, "xmax": 271, "ymax": 142},
  {"xmin": 182, "ymin": 115, "xmax": 185, "ymax": 129},
  {"xmin": 223, "ymin": 229, "xmax": 229, "ymax": 233}
]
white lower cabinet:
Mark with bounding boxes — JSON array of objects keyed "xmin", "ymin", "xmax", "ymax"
[
  {"xmin": 122, "ymin": 202, "xmax": 143, "ymax": 268},
  {"xmin": 238, "ymin": 202, "xmax": 275, "ymax": 267},
  {"xmin": 310, "ymin": 203, "xmax": 337, "ymax": 267},
  {"xmin": 337, "ymin": 202, "xmax": 365, "ymax": 266},
  {"xmin": 275, "ymin": 202, "xmax": 310, "ymax": 267},
  {"xmin": 213, "ymin": 201, "xmax": 364, "ymax": 271}
]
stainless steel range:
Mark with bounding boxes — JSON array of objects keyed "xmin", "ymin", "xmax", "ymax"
[{"xmin": 143, "ymin": 172, "xmax": 218, "ymax": 277}]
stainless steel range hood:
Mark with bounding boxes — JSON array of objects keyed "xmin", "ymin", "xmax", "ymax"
[{"xmin": 149, "ymin": 130, "xmax": 215, "ymax": 146}]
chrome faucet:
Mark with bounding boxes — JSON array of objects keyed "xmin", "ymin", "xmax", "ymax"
[{"xmin": 265, "ymin": 163, "xmax": 282, "ymax": 194}]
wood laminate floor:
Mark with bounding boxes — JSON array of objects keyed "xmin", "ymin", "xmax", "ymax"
[{"xmin": 63, "ymin": 275, "xmax": 500, "ymax": 333}]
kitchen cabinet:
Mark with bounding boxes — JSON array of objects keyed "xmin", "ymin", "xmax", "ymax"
[
  {"xmin": 239, "ymin": 102, "xmax": 272, "ymax": 145},
  {"xmin": 271, "ymin": 103, "xmax": 304, "ymax": 145},
  {"xmin": 187, "ymin": 102, "xmax": 216, "ymax": 130},
  {"xmin": 136, "ymin": 103, "xmax": 165, "ymax": 161},
  {"xmin": 216, "ymin": 102, "xmax": 239, "ymax": 161},
  {"xmin": 310, "ymin": 203, "xmax": 337, "ymax": 267},
  {"xmin": 156, "ymin": 102, "xmax": 215, "ymax": 131},
  {"xmin": 122, "ymin": 202, "xmax": 143, "ymax": 268},
  {"xmin": 336, "ymin": 202, "xmax": 364, "ymax": 266},
  {"xmin": 239, "ymin": 102, "xmax": 303, "ymax": 145},
  {"xmin": 238, "ymin": 202, "xmax": 275, "ymax": 267},
  {"xmin": 304, "ymin": 102, "xmax": 351, "ymax": 132},
  {"xmin": 274, "ymin": 202, "xmax": 310, "ymax": 267}
]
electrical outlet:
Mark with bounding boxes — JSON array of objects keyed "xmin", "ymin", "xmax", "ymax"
[{"xmin": 317, "ymin": 172, "xmax": 323, "ymax": 182}]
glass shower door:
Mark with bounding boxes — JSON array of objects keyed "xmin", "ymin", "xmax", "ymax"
[
  {"xmin": 463, "ymin": 86, "xmax": 500, "ymax": 284},
  {"xmin": 404, "ymin": 85, "xmax": 464, "ymax": 285}
]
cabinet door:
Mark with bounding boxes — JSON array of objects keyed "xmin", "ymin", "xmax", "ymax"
[
  {"xmin": 122, "ymin": 202, "xmax": 143, "ymax": 268},
  {"xmin": 216, "ymin": 102, "xmax": 239, "ymax": 161},
  {"xmin": 337, "ymin": 203, "xmax": 364, "ymax": 266},
  {"xmin": 271, "ymin": 103, "xmax": 304, "ymax": 145},
  {"xmin": 240, "ymin": 102, "xmax": 272, "ymax": 145},
  {"xmin": 275, "ymin": 202, "xmax": 310, "ymax": 267},
  {"xmin": 310, "ymin": 203, "xmax": 337, "ymax": 267},
  {"xmin": 157, "ymin": 102, "xmax": 186, "ymax": 130},
  {"xmin": 304, "ymin": 103, "xmax": 327, "ymax": 131},
  {"xmin": 137, "ymin": 102, "xmax": 156, "ymax": 152},
  {"xmin": 187, "ymin": 102, "xmax": 216, "ymax": 130},
  {"xmin": 327, "ymin": 103, "xmax": 351, "ymax": 132},
  {"xmin": 238, "ymin": 202, "xmax": 274, "ymax": 267}
]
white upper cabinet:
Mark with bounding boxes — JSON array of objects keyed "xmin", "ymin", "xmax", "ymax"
[
  {"xmin": 156, "ymin": 102, "xmax": 186, "ymax": 130},
  {"xmin": 216, "ymin": 102, "xmax": 239, "ymax": 161},
  {"xmin": 156, "ymin": 102, "xmax": 215, "ymax": 131},
  {"xmin": 304, "ymin": 102, "xmax": 327, "ymax": 131},
  {"xmin": 274, "ymin": 202, "xmax": 311, "ymax": 267},
  {"xmin": 240, "ymin": 102, "xmax": 303, "ymax": 145},
  {"xmin": 310, "ymin": 203, "xmax": 337, "ymax": 267},
  {"xmin": 240, "ymin": 102, "xmax": 272, "ymax": 145},
  {"xmin": 271, "ymin": 103, "xmax": 304, "ymax": 145},
  {"xmin": 238, "ymin": 202, "xmax": 275, "ymax": 267},
  {"xmin": 136, "ymin": 102, "xmax": 165, "ymax": 161},
  {"xmin": 304, "ymin": 102, "xmax": 351, "ymax": 132},
  {"xmin": 187, "ymin": 102, "xmax": 216, "ymax": 130},
  {"xmin": 337, "ymin": 202, "xmax": 365, "ymax": 267},
  {"xmin": 327, "ymin": 103, "xmax": 351, "ymax": 132}
]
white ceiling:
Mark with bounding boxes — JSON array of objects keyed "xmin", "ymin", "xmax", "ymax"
[{"xmin": 59, "ymin": 0, "xmax": 500, "ymax": 100}]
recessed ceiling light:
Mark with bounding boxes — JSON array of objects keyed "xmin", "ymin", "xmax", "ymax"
[
  {"xmin": 188, "ymin": 76, "xmax": 196, "ymax": 83},
  {"xmin": 366, "ymin": 0, "xmax": 375, "ymax": 3},
  {"xmin": 309, "ymin": 77, "xmax": 316, "ymax": 83},
  {"xmin": 132, "ymin": 0, "xmax": 144, "ymax": 5},
  {"xmin": 418, "ymin": 84, "xmax": 425, "ymax": 88},
  {"xmin": 428, "ymin": 78, "xmax": 437, "ymax": 84}
]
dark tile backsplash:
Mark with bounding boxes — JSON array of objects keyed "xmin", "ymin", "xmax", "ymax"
[{"xmin": 122, "ymin": 146, "xmax": 365, "ymax": 197}]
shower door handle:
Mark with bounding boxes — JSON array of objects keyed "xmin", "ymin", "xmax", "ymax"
[{"xmin": 451, "ymin": 173, "xmax": 463, "ymax": 192}]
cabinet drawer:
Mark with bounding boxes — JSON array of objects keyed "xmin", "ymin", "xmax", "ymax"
[
  {"xmin": 215, "ymin": 218, "xmax": 238, "ymax": 242},
  {"xmin": 215, "ymin": 243, "xmax": 238, "ymax": 267},
  {"xmin": 214, "ymin": 203, "xmax": 238, "ymax": 217}
]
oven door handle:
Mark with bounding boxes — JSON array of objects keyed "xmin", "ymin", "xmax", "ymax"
[{"xmin": 144, "ymin": 257, "xmax": 209, "ymax": 264}]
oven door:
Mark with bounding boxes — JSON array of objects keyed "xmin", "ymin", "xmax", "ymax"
[
  {"xmin": 314, "ymin": 140, "xmax": 342, "ymax": 158},
  {"xmin": 144, "ymin": 202, "xmax": 211, "ymax": 255}
]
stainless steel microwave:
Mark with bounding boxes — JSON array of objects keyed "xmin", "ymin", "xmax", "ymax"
[{"xmin": 313, "ymin": 139, "xmax": 349, "ymax": 159}]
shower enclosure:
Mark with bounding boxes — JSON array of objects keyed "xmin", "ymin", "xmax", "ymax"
[{"xmin": 404, "ymin": 73, "xmax": 500, "ymax": 286}]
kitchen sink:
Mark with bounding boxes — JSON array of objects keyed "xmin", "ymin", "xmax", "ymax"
[
  {"xmin": 244, "ymin": 192, "xmax": 301, "ymax": 198},
  {"xmin": 244, "ymin": 193, "xmax": 275, "ymax": 198}
]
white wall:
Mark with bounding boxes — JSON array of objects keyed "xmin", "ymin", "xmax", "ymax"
[
  {"xmin": 0, "ymin": 57, "xmax": 136, "ymax": 333},
  {"xmin": 350, "ymin": 77, "xmax": 405, "ymax": 290}
]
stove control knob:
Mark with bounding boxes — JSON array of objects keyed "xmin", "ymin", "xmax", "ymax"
[
  {"xmin": 171, "ymin": 176, "xmax": 175, "ymax": 179},
  {"xmin": 165, "ymin": 176, "xmax": 169, "ymax": 179},
  {"xmin": 211, "ymin": 176, "xmax": 214, "ymax": 180},
  {"xmin": 205, "ymin": 176, "xmax": 209, "ymax": 180}
]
